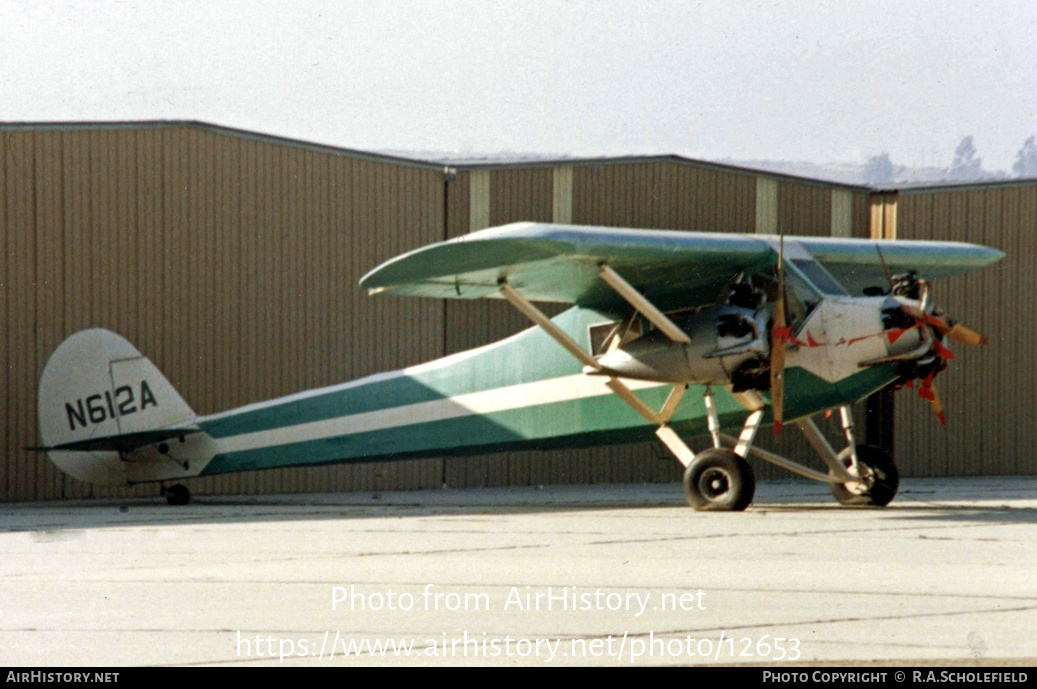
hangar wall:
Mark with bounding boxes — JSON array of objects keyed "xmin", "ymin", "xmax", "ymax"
[
  {"xmin": 894, "ymin": 185, "xmax": 1037, "ymax": 476},
  {"xmin": 1, "ymin": 123, "xmax": 448, "ymax": 501},
  {"xmin": 0, "ymin": 121, "xmax": 1030, "ymax": 502}
]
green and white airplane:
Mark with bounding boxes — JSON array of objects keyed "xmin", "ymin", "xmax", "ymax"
[{"xmin": 32, "ymin": 222, "xmax": 1003, "ymax": 509}]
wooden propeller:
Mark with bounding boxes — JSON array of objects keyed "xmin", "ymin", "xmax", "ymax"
[
  {"xmin": 898, "ymin": 298, "xmax": 986, "ymax": 426},
  {"xmin": 916, "ymin": 374, "xmax": 946, "ymax": 426},
  {"xmin": 900, "ymin": 304, "xmax": 986, "ymax": 346},
  {"xmin": 770, "ymin": 236, "xmax": 788, "ymax": 435}
]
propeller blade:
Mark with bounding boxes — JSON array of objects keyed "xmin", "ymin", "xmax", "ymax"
[
  {"xmin": 917, "ymin": 383, "xmax": 946, "ymax": 425},
  {"xmin": 899, "ymin": 304, "xmax": 987, "ymax": 345},
  {"xmin": 945, "ymin": 323, "xmax": 986, "ymax": 346},
  {"xmin": 931, "ymin": 386, "xmax": 947, "ymax": 426},
  {"xmin": 916, "ymin": 375, "xmax": 947, "ymax": 426},
  {"xmin": 770, "ymin": 320, "xmax": 786, "ymax": 435},
  {"xmin": 770, "ymin": 237, "xmax": 787, "ymax": 435}
]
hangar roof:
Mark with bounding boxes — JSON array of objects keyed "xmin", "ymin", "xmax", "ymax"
[{"xmin": 2, "ymin": 119, "xmax": 1035, "ymax": 194}]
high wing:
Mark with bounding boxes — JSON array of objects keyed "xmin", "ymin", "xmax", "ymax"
[
  {"xmin": 360, "ymin": 223, "xmax": 778, "ymax": 311},
  {"xmin": 798, "ymin": 237, "xmax": 1005, "ymax": 296},
  {"xmin": 360, "ymin": 222, "xmax": 1004, "ymax": 308}
]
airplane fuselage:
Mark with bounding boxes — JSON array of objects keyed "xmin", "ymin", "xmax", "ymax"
[{"xmin": 90, "ymin": 296, "xmax": 904, "ymax": 487}]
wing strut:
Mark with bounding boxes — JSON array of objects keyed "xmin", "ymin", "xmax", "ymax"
[
  {"xmin": 498, "ymin": 279, "xmax": 698, "ymax": 462},
  {"xmin": 597, "ymin": 265, "xmax": 691, "ymax": 343}
]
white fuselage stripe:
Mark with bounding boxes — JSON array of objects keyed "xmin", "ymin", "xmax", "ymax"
[{"xmin": 213, "ymin": 374, "xmax": 664, "ymax": 454}]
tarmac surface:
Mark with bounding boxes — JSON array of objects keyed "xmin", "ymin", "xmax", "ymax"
[{"xmin": 2, "ymin": 476, "xmax": 1036, "ymax": 667}]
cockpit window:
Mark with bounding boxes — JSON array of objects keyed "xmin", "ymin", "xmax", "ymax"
[
  {"xmin": 790, "ymin": 258, "xmax": 849, "ymax": 296},
  {"xmin": 749, "ymin": 266, "xmax": 820, "ymax": 332}
]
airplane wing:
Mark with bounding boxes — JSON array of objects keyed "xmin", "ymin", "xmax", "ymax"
[
  {"xmin": 360, "ymin": 222, "xmax": 1004, "ymax": 307},
  {"xmin": 360, "ymin": 222, "xmax": 777, "ymax": 310},
  {"xmin": 798, "ymin": 237, "xmax": 1005, "ymax": 296}
]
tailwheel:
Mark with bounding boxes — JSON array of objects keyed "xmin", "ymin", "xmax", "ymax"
[
  {"xmin": 164, "ymin": 484, "xmax": 191, "ymax": 506},
  {"xmin": 683, "ymin": 448, "xmax": 755, "ymax": 511},
  {"xmin": 830, "ymin": 445, "xmax": 899, "ymax": 507}
]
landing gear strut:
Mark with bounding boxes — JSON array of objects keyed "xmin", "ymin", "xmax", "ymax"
[
  {"xmin": 677, "ymin": 388, "xmax": 762, "ymax": 511},
  {"xmin": 674, "ymin": 395, "xmax": 902, "ymax": 510}
]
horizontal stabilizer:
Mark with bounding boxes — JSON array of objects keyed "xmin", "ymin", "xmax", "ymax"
[{"xmin": 26, "ymin": 426, "xmax": 201, "ymax": 454}]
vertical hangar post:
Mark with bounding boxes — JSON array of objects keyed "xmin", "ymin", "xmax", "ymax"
[{"xmin": 0, "ymin": 121, "xmax": 1031, "ymax": 501}]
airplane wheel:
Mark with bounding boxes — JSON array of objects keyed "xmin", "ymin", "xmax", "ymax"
[
  {"xmin": 683, "ymin": 448, "xmax": 755, "ymax": 511},
  {"xmin": 164, "ymin": 484, "xmax": 190, "ymax": 506},
  {"xmin": 830, "ymin": 445, "xmax": 899, "ymax": 507}
]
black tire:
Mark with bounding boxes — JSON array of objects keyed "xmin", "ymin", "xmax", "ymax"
[
  {"xmin": 164, "ymin": 484, "xmax": 190, "ymax": 506},
  {"xmin": 683, "ymin": 448, "xmax": 755, "ymax": 511},
  {"xmin": 830, "ymin": 445, "xmax": 899, "ymax": 507}
]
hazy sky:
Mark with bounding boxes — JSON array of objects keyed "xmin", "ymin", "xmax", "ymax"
[{"xmin": 2, "ymin": 1, "xmax": 1035, "ymax": 171}]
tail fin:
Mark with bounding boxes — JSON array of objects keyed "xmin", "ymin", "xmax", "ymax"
[{"xmin": 35, "ymin": 329, "xmax": 198, "ymax": 485}]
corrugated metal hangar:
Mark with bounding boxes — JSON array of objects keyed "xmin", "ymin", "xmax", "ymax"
[{"xmin": 2, "ymin": 121, "xmax": 1034, "ymax": 502}]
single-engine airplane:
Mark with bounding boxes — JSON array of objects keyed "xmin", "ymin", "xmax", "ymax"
[{"xmin": 30, "ymin": 222, "xmax": 1003, "ymax": 510}]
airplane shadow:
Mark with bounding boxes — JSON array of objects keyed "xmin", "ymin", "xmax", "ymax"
[
  {"xmin": 6, "ymin": 477, "xmax": 1037, "ymax": 532},
  {"xmin": 753, "ymin": 501, "xmax": 1037, "ymax": 524},
  {"xmin": 750, "ymin": 479, "xmax": 1037, "ymax": 524},
  {"xmin": 2, "ymin": 487, "xmax": 683, "ymax": 534}
]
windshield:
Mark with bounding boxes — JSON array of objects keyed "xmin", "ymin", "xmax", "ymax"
[
  {"xmin": 790, "ymin": 258, "xmax": 849, "ymax": 296},
  {"xmin": 749, "ymin": 263, "xmax": 822, "ymax": 332}
]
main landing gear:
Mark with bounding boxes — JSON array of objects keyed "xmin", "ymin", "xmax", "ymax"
[
  {"xmin": 829, "ymin": 445, "xmax": 899, "ymax": 506},
  {"xmin": 683, "ymin": 448, "xmax": 755, "ymax": 511},
  {"xmin": 162, "ymin": 483, "xmax": 191, "ymax": 506},
  {"xmin": 674, "ymin": 390, "xmax": 900, "ymax": 511}
]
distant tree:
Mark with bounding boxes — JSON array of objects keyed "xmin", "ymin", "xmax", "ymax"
[
  {"xmin": 946, "ymin": 135, "xmax": 985, "ymax": 180},
  {"xmin": 1012, "ymin": 136, "xmax": 1037, "ymax": 178},
  {"xmin": 863, "ymin": 153, "xmax": 894, "ymax": 186}
]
